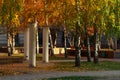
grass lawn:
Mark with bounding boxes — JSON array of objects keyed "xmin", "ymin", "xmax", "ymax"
[
  {"xmin": 51, "ymin": 61, "xmax": 120, "ymax": 71},
  {"xmin": 36, "ymin": 54, "xmax": 120, "ymax": 71},
  {"xmin": 0, "ymin": 54, "xmax": 120, "ymax": 76},
  {"xmin": 36, "ymin": 54, "xmax": 75, "ymax": 60},
  {"xmin": 40, "ymin": 76, "xmax": 98, "ymax": 80}
]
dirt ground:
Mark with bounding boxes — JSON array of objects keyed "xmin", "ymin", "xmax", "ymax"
[{"xmin": 0, "ymin": 61, "xmax": 55, "ymax": 76}]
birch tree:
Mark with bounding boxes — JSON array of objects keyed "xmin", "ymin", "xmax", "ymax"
[
  {"xmin": 74, "ymin": 0, "xmax": 81, "ymax": 67},
  {"xmin": 0, "ymin": 0, "xmax": 23, "ymax": 56}
]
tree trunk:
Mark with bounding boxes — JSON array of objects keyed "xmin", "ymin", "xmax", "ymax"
[
  {"xmin": 49, "ymin": 28, "xmax": 54, "ymax": 56},
  {"xmin": 7, "ymin": 26, "xmax": 16, "ymax": 56},
  {"xmin": 75, "ymin": 0, "xmax": 81, "ymax": 67},
  {"xmin": 85, "ymin": 26, "xmax": 91, "ymax": 62},
  {"xmin": 63, "ymin": 1, "xmax": 68, "ymax": 58},
  {"xmin": 115, "ymin": 0, "xmax": 119, "ymax": 26},
  {"xmin": 114, "ymin": 38, "xmax": 117, "ymax": 50},
  {"xmin": 114, "ymin": 0, "xmax": 119, "ymax": 50},
  {"xmin": 7, "ymin": 28, "xmax": 15, "ymax": 56},
  {"xmin": 52, "ymin": 30, "xmax": 57, "ymax": 48},
  {"xmin": 12, "ymin": 35, "xmax": 15, "ymax": 54},
  {"xmin": 53, "ymin": 33, "xmax": 57, "ymax": 48},
  {"xmin": 86, "ymin": 35, "xmax": 91, "ymax": 62},
  {"xmin": 36, "ymin": 27, "xmax": 39, "ymax": 54},
  {"xmin": 64, "ymin": 26, "xmax": 68, "ymax": 58},
  {"xmin": 7, "ymin": 33, "xmax": 12, "ymax": 56},
  {"xmin": 74, "ymin": 22, "xmax": 81, "ymax": 67},
  {"xmin": 94, "ymin": 27, "xmax": 99, "ymax": 64},
  {"xmin": 29, "ymin": 21, "xmax": 37, "ymax": 67},
  {"xmin": 75, "ymin": 35, "xmax": 81, "ymax": 67}
]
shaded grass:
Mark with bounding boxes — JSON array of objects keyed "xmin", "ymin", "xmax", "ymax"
[
  {"xmin": 36, "ymin": 54, "xmax": 75, "ymax": 61},
  {"xmin": 51, "ymin": 61, "xmax": 120, "ymax": 71},
  {"xmin": 40, "ymin": 76, "xmax": 97, "ymax": 80}
]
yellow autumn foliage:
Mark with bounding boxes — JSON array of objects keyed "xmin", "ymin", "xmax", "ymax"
[{"xmin": 11, "ymin": 14, "xmax": 20, "ymax": 27}]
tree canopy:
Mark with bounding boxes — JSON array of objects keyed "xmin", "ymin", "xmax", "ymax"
[{"xmin": 0, "ymin": 0, "xmax": 119, "ymax": 39}]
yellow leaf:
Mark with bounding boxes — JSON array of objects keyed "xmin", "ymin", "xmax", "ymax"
[{"xmin": 28, "ymin": 18, "xmax": 32, "ymax": 22}]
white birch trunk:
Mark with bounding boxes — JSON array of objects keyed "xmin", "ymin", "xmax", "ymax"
[
  {"xmin": 7, "ymin": 33, "xmax": 12, "ymax": 56},
  {"xmin": 94, "ymin": 30, "xmax": 99, "ymax": 63},
  {"xmin": 95, "ymin": 41, "xmax": 99, "ymax": 57},
  {"xmin": 87, "ymin": 36, "xmax": 91, "ymax": 62},
  {"xmin": 43, "ymin": 27, "xmax": 49, "ymax": 63},
  {"xmin": 24, "ymin": 28, "xmax": 30, "ymax": 60},
  {"xmin": 49, "ymin": 28, "xmax": 54, "ymax": 56},
  {"xmin": 64, "ymin": 25, "xmax": 67, "ymax": 58},
  {"xmin": 12, "ymin": 36, "xmax": 16, "ymax": 54},
  {"xmin": 29, "ymin": 21, "xmax": 37, "ymax": 67},
  {"xmin": 36, "ymin": 27, "xmax": 39, "ymax": 54},
  {"xmin": 75, "ymin": 0, "xmax": 81, "ymax": 67}
]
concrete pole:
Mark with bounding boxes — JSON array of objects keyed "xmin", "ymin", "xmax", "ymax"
[
  {"xmin": 24, "ymin": 28, "xmax": 30, "ymax": 60},
  {"xmin": 29, "ymin": 21, "xmax": 37, "ymax": 67},
  {"xmin": 43, "ymin": 27, "xmax": 49, "ymax": 63}
]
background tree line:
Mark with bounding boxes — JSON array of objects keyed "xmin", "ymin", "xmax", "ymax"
[{"xmin": 0, "ymin": 0, "xmax": 120, "ymax": 67}]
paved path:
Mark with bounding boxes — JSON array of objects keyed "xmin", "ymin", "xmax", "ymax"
[{"xmin": 0, "ymin": 70, "xmax": 120, "ymax": 80}]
